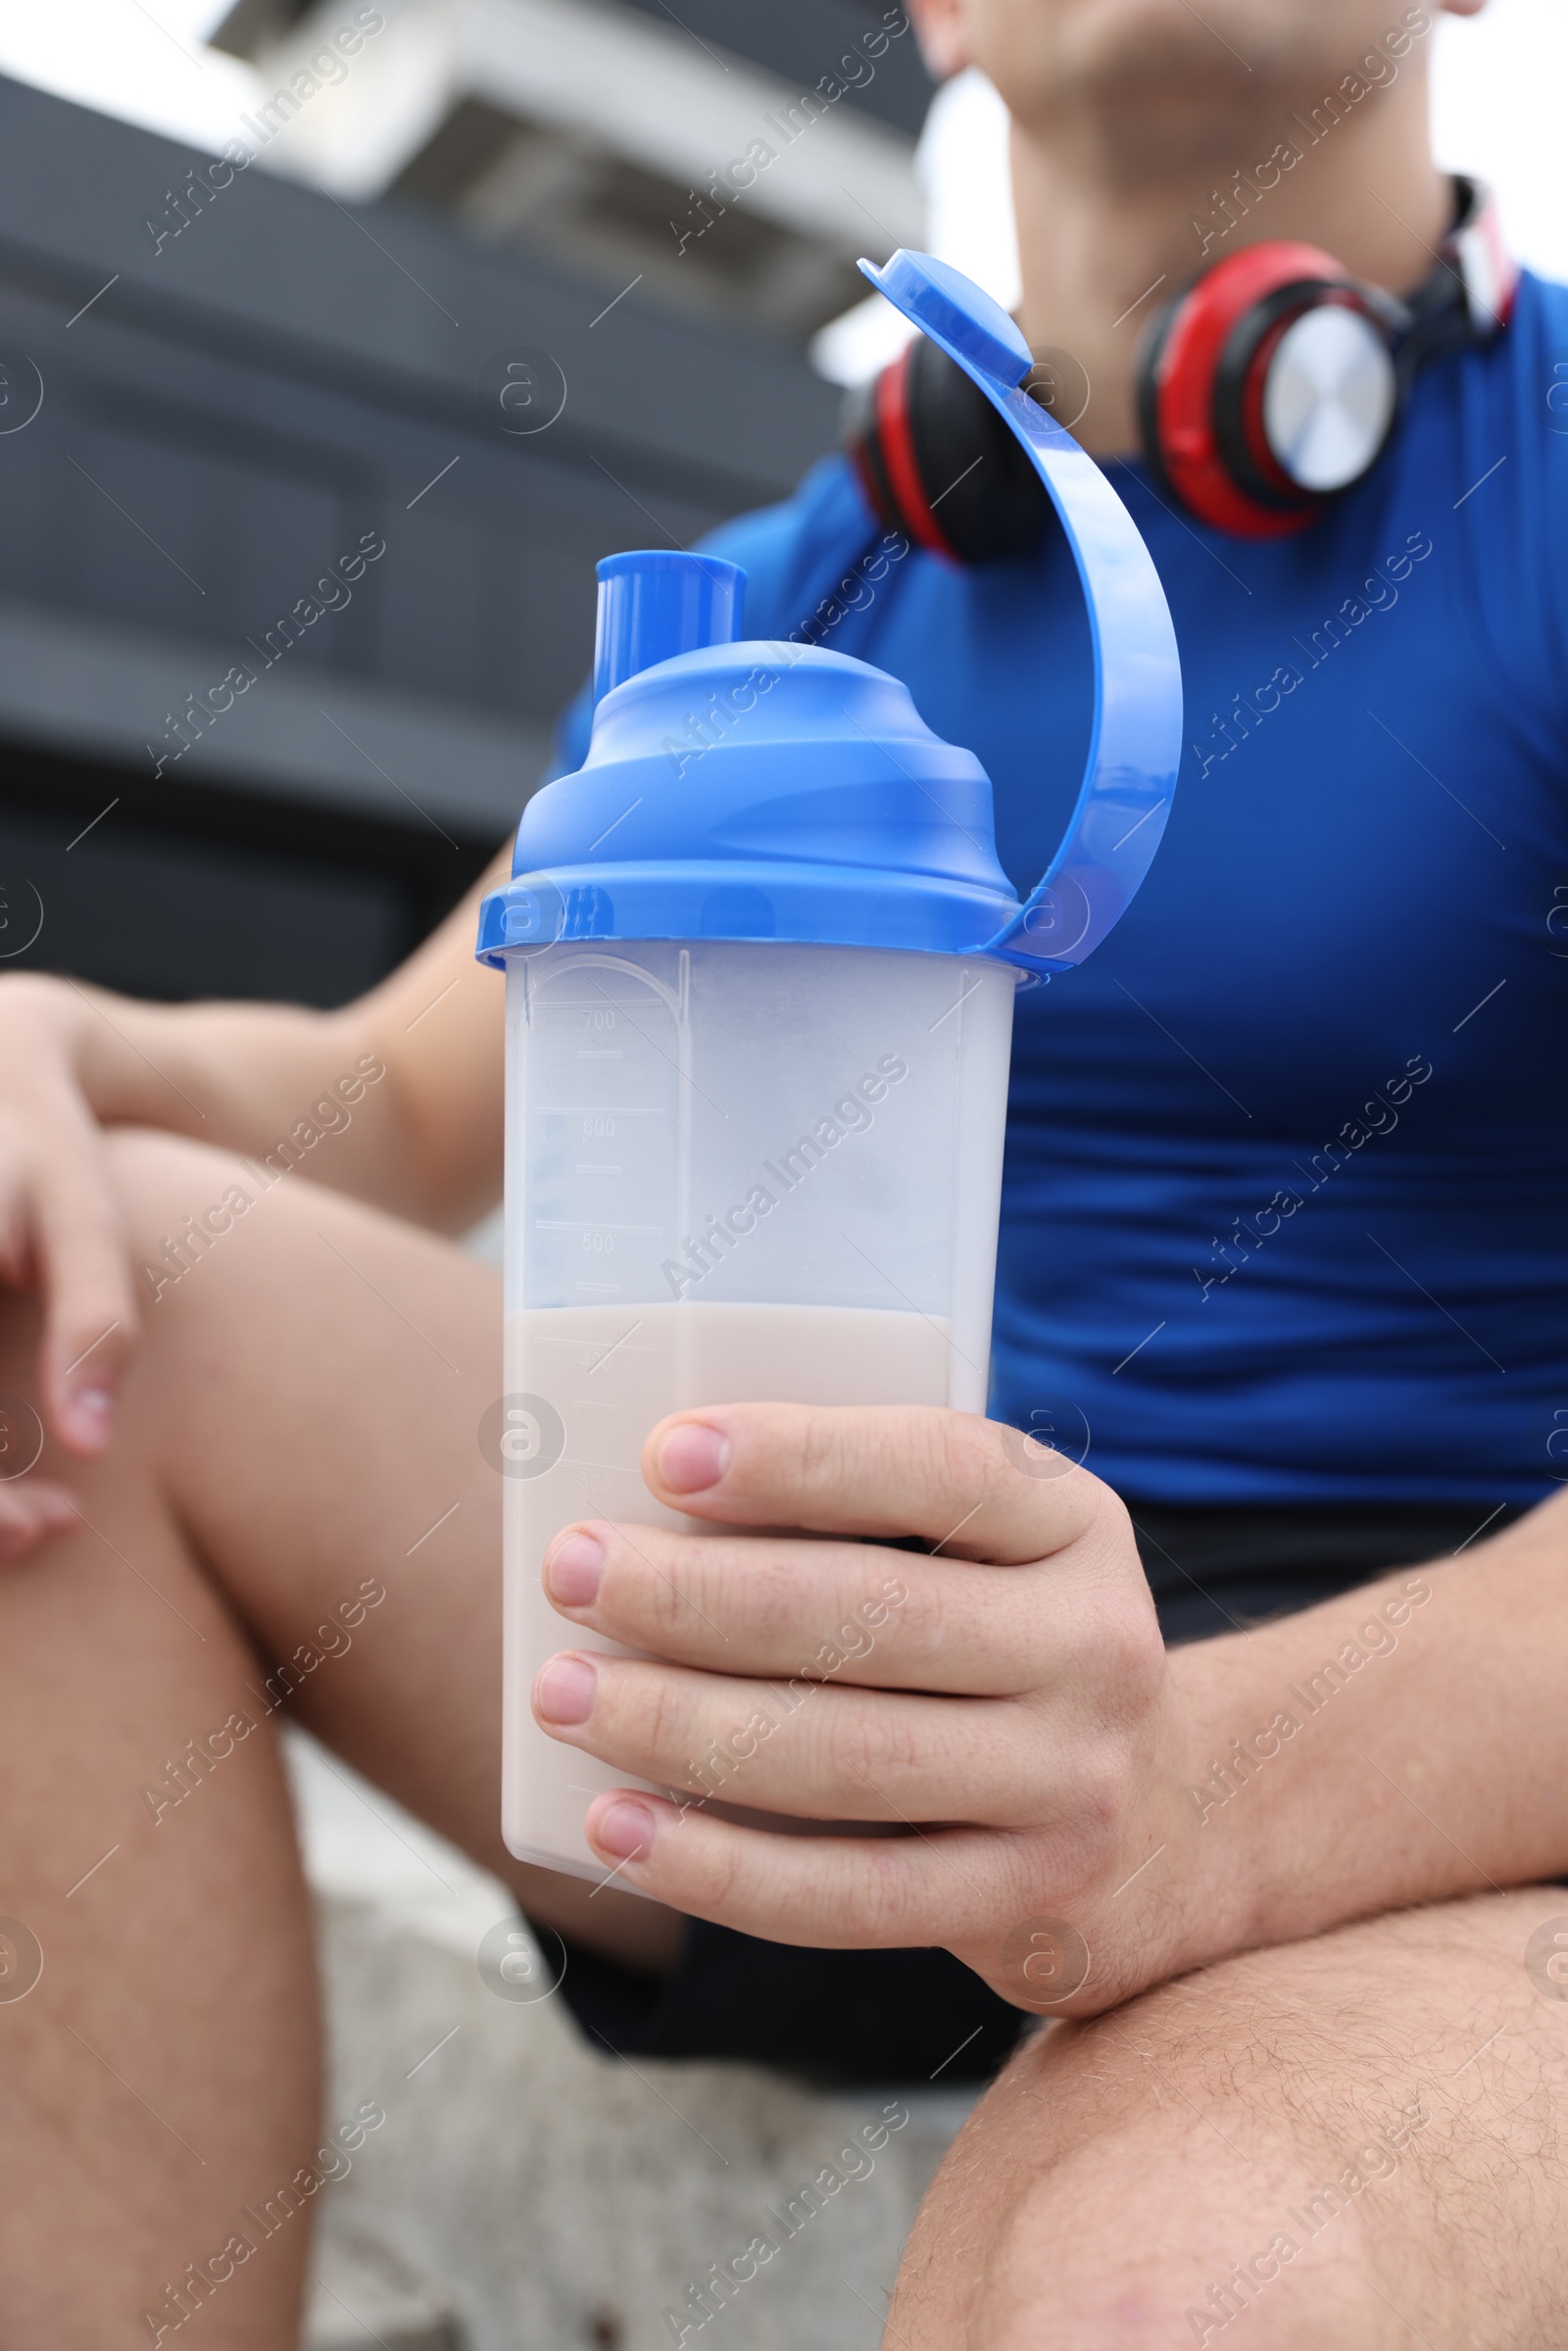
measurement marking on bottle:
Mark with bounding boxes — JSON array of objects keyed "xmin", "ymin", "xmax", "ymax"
[
  {"xmin": 526, "ymin": 1330, "xmax": 658, "ymax": 1350},
  {"xmin": 573, "ymin": 1164, "xmax": 621, "ymax": 1175},
  {"xmin": 576, "ymin": 1050, "xmax": 623, "ymax": 1059},
  {"xmin": 538, "ymin": 1106, "xmax": 664, "ymax": 1116},
  {"xmin": 535, "ymin": 1220, "xmax": 661, "ymax": 1234},
  {"xmin": 573, "ymin": 1283, "xmax": 620, "ymax": 1295}
]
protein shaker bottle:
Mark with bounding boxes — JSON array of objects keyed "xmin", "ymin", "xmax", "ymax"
[{"xmin": 476, "ymin": 250, "xmax": 1182, "ymax": 1879}]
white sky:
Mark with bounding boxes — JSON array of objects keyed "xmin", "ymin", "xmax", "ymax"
[{"xmin": 0, "ymin": 1, "xmax": 255, "ymax": 151}]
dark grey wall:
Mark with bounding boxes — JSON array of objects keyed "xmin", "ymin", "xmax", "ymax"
[
  {"xmin": 612, "ymin": 0, "xmax": 934, "ymax": 135},
  {"xmin": 0, "ymin": 75, "xmax": 843, "ymax": 1003}
]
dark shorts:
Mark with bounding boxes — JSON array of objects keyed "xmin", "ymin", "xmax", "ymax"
[{"xmin": 550, "ymin": 1498, "xmax": 1519, "ymax": 2085}]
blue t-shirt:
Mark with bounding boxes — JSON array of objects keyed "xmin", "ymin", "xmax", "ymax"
[{"xmin": 554, "ymin": 269, "xmax": 1568, "ymax": 1508}]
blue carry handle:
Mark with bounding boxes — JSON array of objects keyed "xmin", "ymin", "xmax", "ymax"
[{"xmin": 860, "ymin": 250, "xmax": 1183, "ymax": 974}]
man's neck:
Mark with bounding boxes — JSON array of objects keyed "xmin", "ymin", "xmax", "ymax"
[{"xmin": 1011, "ymin": 69, "xmax": 1452, "ymax": 456}]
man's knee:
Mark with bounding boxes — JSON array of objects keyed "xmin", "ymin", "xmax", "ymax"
[
  {"xmin": 953, "ymin": 2033, "xmax": 1377, "ymax": 2350},
  {"xmin": 103, "ymin": 1129, "xmax": 287, "ymax": 1320},
  {"xmin": 893, "ymin": 1892, "xmax": 1568, "ymax": 2350},
  {"xmin": 106, "ymin": 1127, "xmax": 253, "ymax": 1266}
]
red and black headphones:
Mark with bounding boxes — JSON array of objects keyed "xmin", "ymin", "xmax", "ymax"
[{"xmin": 846, "ymin": 177, "xmax": 1516, "ymax": 557}]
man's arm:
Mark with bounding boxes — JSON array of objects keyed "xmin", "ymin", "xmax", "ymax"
[
  {"xmin": 0, "ymin": 841, "xmax": 511, "ymax": 1456},
  {"xmin": 1167, "ymin": 1488, "xmax": 1568, "ymax": 1956},
  {"xmin": 69, "ymin": 840, "xmax": 513, "ymax": 1229}
]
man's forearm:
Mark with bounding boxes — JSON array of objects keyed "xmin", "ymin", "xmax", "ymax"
[
  {"xmin": 1170, "ymin": 1489, "xmax": 1568, "ymax": 1959},
  {"xmin": 73, "ymin": 985, "xmax": 396, "ymax": 1193},
  {"xmin": 66, "ymin": 840, "xmax": 511, "ymax": 1231}
]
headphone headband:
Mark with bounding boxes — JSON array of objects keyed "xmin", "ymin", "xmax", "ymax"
[{"xmin": 1404, "ymin": 173, "xmax": 1516, "ymax": 360}]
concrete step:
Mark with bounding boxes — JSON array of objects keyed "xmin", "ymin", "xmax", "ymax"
[
  {"xmin": 304, "ymin": 2232, "xmax": 464, "ymax": 2350},
  {"xmin": 287, "ymin": 1732, "xmax": 976, "ymax": 2351}
]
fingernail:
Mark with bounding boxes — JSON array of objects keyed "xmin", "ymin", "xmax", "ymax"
[
  {"xmin": 545, "ymin": 1530, "xmax": 604, "ymax": 1608},
  {"xmin": 592, "ymin": 1798, "xmax": 656, "ymax": 1864},
  {"xmin": 658, "ymin": 1422, "xmax": 730, "ymax": 1494},
  {"xmin": 68, "ymin": 1389, "xmax": 114, "ymax": 1448},
  {"xmin": 533, "ymin": 1653, "xmax": 597, "ymax": 1726}
]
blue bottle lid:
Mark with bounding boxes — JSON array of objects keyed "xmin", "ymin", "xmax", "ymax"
[{"xmin": 477, "ymin": 249, "xmax": 1182, "ymax": 978}]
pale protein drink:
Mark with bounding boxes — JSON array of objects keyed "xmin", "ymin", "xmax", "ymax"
[
  {"xmin": 506, "ymin": 1301, "xmax": 952, "ymax": 1864},
  {"xmin": 477, "ymin": 247, "xmax": 1181, "ymax": 1879}
]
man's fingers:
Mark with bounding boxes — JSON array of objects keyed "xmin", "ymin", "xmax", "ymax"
[
  {"xmin": 32, "ymin": 1148, "xmax": 138, "ymax": 1455},
  {"xmin": 542, "ymin": 1519, "xmax": 1058, "ymax": 1693},
  {"xmin": 581, "ymin": 1788, "xmax": 1001, "ymax": 1953},
  {"xmin": 534, "ymin": 1651, "xmax": 1058, "ymax": 1825},
  {"xmin": 0, "ymin": 1479, "xmax": 79, "ymax": 1564},
  {"xmin": 640, "ymin": 1403, "xmax": 1106, "ymax": 1564}
]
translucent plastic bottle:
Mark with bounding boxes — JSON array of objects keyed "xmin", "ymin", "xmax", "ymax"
[{"xmin": 477, "ymin": 250, "xmax": 1182, "ymax": 1878}]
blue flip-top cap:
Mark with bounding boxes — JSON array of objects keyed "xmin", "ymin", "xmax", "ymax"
[{"xmin": 477, "ymin": 250, "xmax": 1182, "ymax": 977}]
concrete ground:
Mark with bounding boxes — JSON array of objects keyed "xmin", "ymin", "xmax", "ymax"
[{"xmin": 288, "ymin": 1731, "xmax": 976, "ymax": 2351}]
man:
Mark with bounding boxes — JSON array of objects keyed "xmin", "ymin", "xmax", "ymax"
[{"xmin": 0, "ymin": 0, "xmax": 1563, "ymax": 2343}]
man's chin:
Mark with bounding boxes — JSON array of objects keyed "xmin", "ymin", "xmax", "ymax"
[{"xmin": 991, "ymin": 0, "xmax": 1391, "ymax": 153}]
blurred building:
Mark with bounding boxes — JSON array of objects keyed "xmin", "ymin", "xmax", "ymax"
[
  {"xmin": 0, "ymin": 6, "xmax": 928, "ymax": 1005},
  {"xmin": 209, "ymin": 0, "xmax": 928, "ymax": 346}
]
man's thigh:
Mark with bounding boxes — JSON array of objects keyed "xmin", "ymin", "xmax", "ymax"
[
  {"xmin": 65, "ymin": 1131, "xmax": 667, "ymax": 1974},
  {"xmin": 890, "ymin": 1887, "xmax": 1568, "ymax": 2351},
  {"xmin": 91, "ymin": 1129, "xmax": 514, "ymax": 1867}
]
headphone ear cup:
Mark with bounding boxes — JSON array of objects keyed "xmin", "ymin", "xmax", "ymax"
[
  {"xmin": 843, "ymin": 369, "xmax": 900, "ymax": 534},
  {"xmin": 1210, "ymin": 284, "xmax": 1398, "ymax": 514},
  {"xmin": 844, "ymin": 338, "xmax": 1052, "ymax": 564},
  {"xmin": 1137, "ymin": 243, "xmax": 1401, "ymax": 537},
  {"xmin": 1137, "ymin": 275, "xmax": 1312, "ymax": 534},
  {"xmin": 1134, "ymin": 297, "xmax": 1183, "ymax": 510},
  {"xmin": 906, "ymin": 338, "xmax": 1052, "ymax": 563}
]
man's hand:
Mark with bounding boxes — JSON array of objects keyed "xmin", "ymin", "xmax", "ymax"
[
  {"xmin": 535, "ymin": 1406, "xmax": 1568, "ymax": 2015},
  {"xmin": 530, "ymin": 1402, "xmax": 1240, "ymax": 2017},
  {"xmin": 0, "ymin": 976, "xmax": 143, "ymax": 1462}
]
